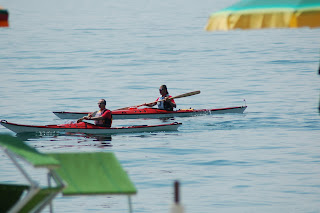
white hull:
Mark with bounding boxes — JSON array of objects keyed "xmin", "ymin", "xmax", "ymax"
[{"xmin": 0, "ymin": 121, "xmax": 181, "ymax": 135}]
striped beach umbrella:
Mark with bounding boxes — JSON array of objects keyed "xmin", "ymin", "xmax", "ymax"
[
  {"xmin": 205, "ymin": 0, "xmax": 320, "ymax": 31},
  {"xmin": 205, "ymin": 0, "xmax": 320, "ymax": 113}
]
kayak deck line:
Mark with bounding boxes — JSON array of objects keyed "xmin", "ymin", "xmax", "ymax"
[
  {"xmin": 0, "ymin": 120, "xmax": 182, "ymax": 135},
  {"xmin": 53, "ymin": 106, "xmax": 247, "ymax": 120}
]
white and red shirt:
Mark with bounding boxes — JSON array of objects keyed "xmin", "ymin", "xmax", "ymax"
[{"xmin": 156, "ymin": 94, "xmax": 175, "ymax": 110}]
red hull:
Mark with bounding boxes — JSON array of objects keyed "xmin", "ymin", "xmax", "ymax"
[{"xmin": 53, "ymin": 106, "xmax": 247, "ymax": 120}]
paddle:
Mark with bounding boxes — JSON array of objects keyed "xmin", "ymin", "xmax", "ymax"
[
  {"xmin": 115, "ymin": 90, "xmax": 201, "ymax": 110},
  {"xmin": 77, "ymin": 111, "xmax": 97, "ymax": 123}
]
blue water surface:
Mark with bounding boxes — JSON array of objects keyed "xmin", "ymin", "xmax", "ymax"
[{"xmin": 0, "ymin": 0, "xmax": 320, "ymax": 212}]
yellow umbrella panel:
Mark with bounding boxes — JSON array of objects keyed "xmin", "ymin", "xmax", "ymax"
[{"xmin": 205, "ymin": 0, "xmax": 320, "ymax": 31}]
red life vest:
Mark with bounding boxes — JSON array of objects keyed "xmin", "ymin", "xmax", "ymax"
[{"xmin": 95, "ymin": 109, "xmax": 112, "ymax": 127}]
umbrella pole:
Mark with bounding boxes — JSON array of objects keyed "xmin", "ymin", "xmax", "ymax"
[{"xmin": 170, "ymin": 181, "xmax": 184, "ymax": 213}]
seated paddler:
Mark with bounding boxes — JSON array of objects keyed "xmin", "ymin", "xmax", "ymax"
[
  {"xmin": 145, "ymin": 85, "xmax": 176, "ymax": 111},
  {"xmin": 77, "ymin": 99, "xmax": 112, "ymax": 127}
]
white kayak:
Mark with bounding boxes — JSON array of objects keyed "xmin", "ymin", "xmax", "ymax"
[{"xmin": 0, "ymin": 120, "xmax": 182, "ymax": 135}]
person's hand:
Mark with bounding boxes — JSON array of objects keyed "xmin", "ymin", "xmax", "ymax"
[
  {"xmin": 164, "ymin": 97, "xmax": 170, "ymax": 102},
  {"xmin": 77, "ymin": 118, "xmax": 84, "ymax": 123},
  {"xmin": 77, "ymin": 116, "xmax": 90, "ymax": 123}
]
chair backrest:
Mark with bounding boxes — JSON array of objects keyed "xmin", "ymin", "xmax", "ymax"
[
  {"xmin": 49, "ymin": 152, "xmax": 137, "ymax": 195},
  {"xmin": 0, "ymin": 134, "xmax": 137, "ymax": 213},
  {"xmin": 0, "ymin": 134, "xmax": 60, "ymax": 168}
]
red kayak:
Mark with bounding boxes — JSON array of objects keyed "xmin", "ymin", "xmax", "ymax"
[
  {"xmin": 0, "ymin": 120, "xmax": 182, "ymax": 135},
  {"xmin": 53, "ymin": 106, "xmax": 247, "ymax": 120}
]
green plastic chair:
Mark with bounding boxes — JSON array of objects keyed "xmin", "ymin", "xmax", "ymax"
[
  {"xmin": 0, "ymin": 134, "xmax": 137, "ymax": 213},
  {"xmin": 0, "ymin": 134, "xmax": 63, "ymax": 213}
]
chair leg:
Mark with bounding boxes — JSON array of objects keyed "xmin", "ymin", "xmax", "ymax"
[
  {"xmin": 128, "ymin": 195, "xmax": 133, "ymax": 213},
  {"xmin": 48, "ymin": 173, "xmax": 53, "ymax": 213}
]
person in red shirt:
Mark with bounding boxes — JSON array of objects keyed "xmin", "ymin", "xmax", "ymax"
[
  {"xmin": 77, "ymin": 99, "xmax": 112, "ymax": 127},
  {"xmin": 145, "ymin": 85, "xmax": 176, "ymax": 111}
]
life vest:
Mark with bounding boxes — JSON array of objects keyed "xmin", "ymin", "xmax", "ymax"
[
  {"xmin": 157, "ymin": 95, "xmax": 174, "ymax": 111},
  {"xmin": 95, "ymin": 109, "xmax": 112, "ymax": 127}
]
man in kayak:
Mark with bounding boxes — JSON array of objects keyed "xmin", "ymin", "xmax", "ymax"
[
  {"xmin": 77, "ymin": 99, "xmax": 112, "ymax": 127},
  {"xmin": 145, "ymin": 85, "xmax": 176, "ymax": 111}
]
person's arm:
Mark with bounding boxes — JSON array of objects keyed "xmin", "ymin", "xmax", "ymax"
[
  {"xmin": 144, "ymin": 98, "xmax": 159, "ymax": 107},
  {"xmin": 85, "ymin": 116, "xmax": 103, "ymax": 121},
  {"xmin": 77, "ymin": 112, "xmax": 93, "ymax": 123},
  {"xmin": 145, "ymin": 102, "xmax": 157, "ymax": 107},
  {"xmin": 77, "ymin": 111, "xmax": 103, "ymax": 123},
  {"xmin": 164, "ymin": 97, "xmax": 176, "ymax": 108}
]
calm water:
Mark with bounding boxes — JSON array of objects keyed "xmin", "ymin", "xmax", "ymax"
[{"xmin": 1, "ymin": 0, "xmax": 320, "ymax": 212}]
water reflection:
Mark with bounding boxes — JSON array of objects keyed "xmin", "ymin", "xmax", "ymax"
[
  {"xmin": 16, "ymin": 132, "xmax": 56, "ymax": 140},
  {"xmin": 15, "ymin": 132, "xmax": 113, "ymax": 148},
  {"xmin": 159, "ymin": 117, "xmax": 175, "ymax": 122},
  {"xmin": 84, "ymin": 134, "xmax": 113, "ymax": 147}
]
